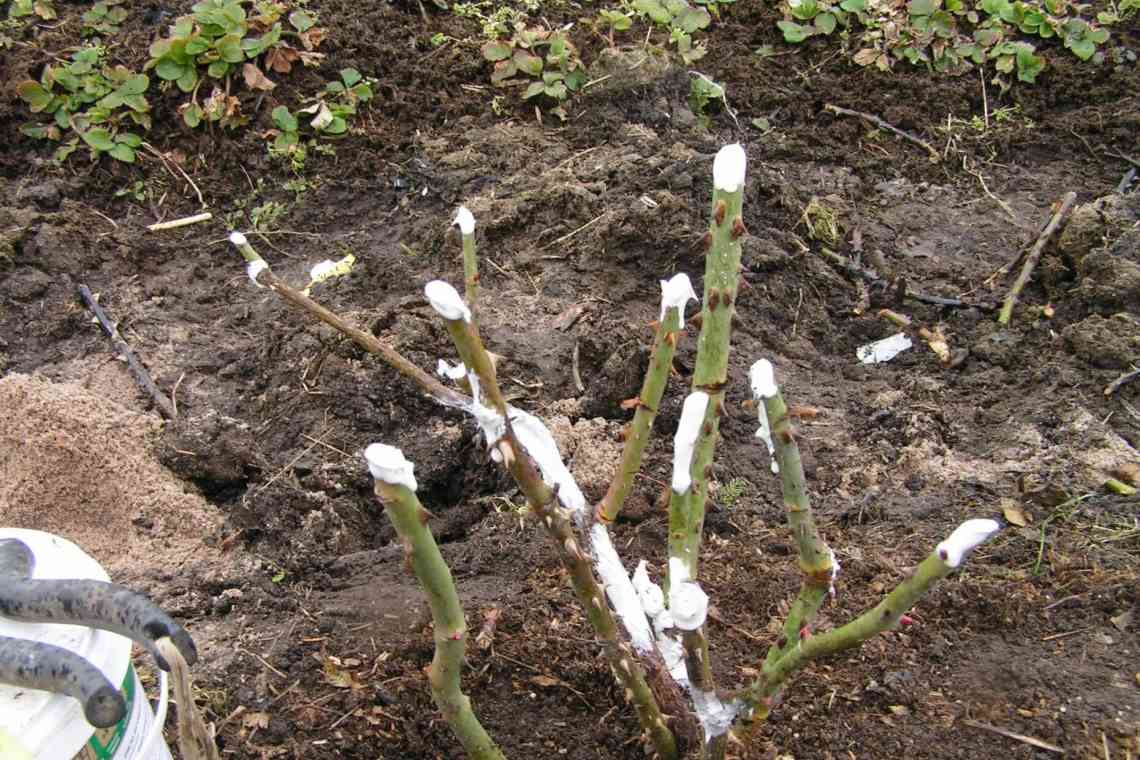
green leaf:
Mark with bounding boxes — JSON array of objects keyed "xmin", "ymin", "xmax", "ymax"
[
  {"xmin": 185, "ymin": 36, "xmax": 211, "ymax": 56},
  {"xmin": 777, "ymin": 20, "xmax": 812, "ymax": 42},
  {"xmin": 994, "ymin": 53, "xmax": 1014, "ymax": 72},
  {"xmin": 513, "ymin": 50, "xmax": 543, "ymax": 77},
  {"xmin": 181, "ymin": 102, "xmax": 203, "ymax": 127},
  {"xmin": 340, "ymin": 68, "xmax": 362, "ymax": 87},
  {"xmin": 17, "ymin": 81, "xmax": 54, "ymax": 112},
  {"xmin": 120, "ymin": 74, "xmax": 149, "ymax": 95},
  {"xmin": 108, "ymin": 143, "xmax": 136, "ymax": 162},
  {"xmin": 789, "ymin": 0, "xmax": 819, "ymax": 20},
  {"xmin": 815, "ymin": 11, "xmax": 837, "ymax": 33},
  {"xmin": 633, "ymin": 0, "xmax": 673, "ymax": 25},
  {"xmin": 323, "ymin": 116, "xmax": 347, "ymax": 134},
  {"xmin": 289, "ymin": 9, "xmax": 314, "ymax": 31},
  {"xmin": 544, "ymin": 81, "xmax": 568, "ymax": 99},
  {"xmin": 840, "ymin": 0, "xmax": 865, "ymax": 10},
  {"xmin": 490, "ymin": 59, "xmax": 517, "ymax": 84},
  {"xmin": 81, "ymin": 127, "xmax": 115, "ymax": 151},
  {"xmin": 481, "ymin": 41, "xmax": 512, "ymax": 61},
  {"xmin": 1089, "ymin": 28, "xmax": 1109, "ymax": 43},
  {"xmin": 155, "ymin": 58, "xmax": 186, "ymax": 80},
  {"xmin": 676, "ymin": 6, "xmax": 711, "ymax": 32},
  {"xmin": 116, "ymin": 131, "xmax": 142, "ymax": 147},
  {"xmin": 272, "ymin": 105, "xmax": 298, "ymax": 132},
  {"xmin": 524, "ymin": 80, "xmax": 547, "ymax": 100},
  {"xmin": 1067, "ymin": 37, "xmax": 1095, "ymax": 59},
  {"xmin": 1016, "ymin": 45, "xmax": 1045, "ymax": 80},
  {"xmin": 21, "ymin": 123, "xmax": 57, "ymax": 139},
  {"xmin": 176, "ymin": 67, "xmax": 198, "ymax": 93},
  {"xmin": 908, "ymin": 0, "xmax": 937, "ymax": 15},
  {"xmin": 207, "ymin": 60, "xmax": 231, "ymax": 78},
  {"xmin": 217, "ymin": 33, "xmax": 244, "ymax": 63}
]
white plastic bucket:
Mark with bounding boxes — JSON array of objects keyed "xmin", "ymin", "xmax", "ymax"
[{"xmin": 0, "ymin": 528, "xmax": 173, "ymax": 760}]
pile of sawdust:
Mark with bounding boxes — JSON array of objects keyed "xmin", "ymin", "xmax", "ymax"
[{"xmin": 0, "ymin": 373, "xmax": 220, "ymax": 578}]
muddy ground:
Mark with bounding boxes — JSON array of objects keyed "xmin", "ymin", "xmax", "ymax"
[{"xmin": 1, "ymin": 0, "xmax": 1138, "ymax": 757}]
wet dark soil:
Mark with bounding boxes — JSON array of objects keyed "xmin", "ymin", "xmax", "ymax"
[{"xmin": 1, "ymin": 0, "xmax": 1138, "ymax": 758}]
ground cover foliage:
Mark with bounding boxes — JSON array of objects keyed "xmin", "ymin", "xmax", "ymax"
[{"xmin": 0, "ymin": 0, "xmax": 1138, "ymax": 757}]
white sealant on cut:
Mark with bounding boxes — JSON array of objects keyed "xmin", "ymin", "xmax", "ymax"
[
  {"xmin": 659, "ymin": 273, "xmax": 698, "ymax": 323},
  {"xmin": 364, "ymin": 443, "xmax": 418, "ymax": 492},
  {"xmin": 436, "ymin": 359, "xmax": 467, "ymax": 381},
  {"xmin": 632, "ymin": 561, "xmax": 688, "ymax": 687},
  {"xmin": 509, "ymin": 407, "xmax": 587, "ymax": 517},
  {"xmin": 309, "ymin": 260, "xmax": 337, "ymax": 282},
  {"xmin": 228, "ymin": 231, "xmax": 248, "ymax": 247},
  {"xmin": 827, "ymin": 547, "xmax": 841, "ymax": 598},
  {"xmin": 246, "ymin": 260, "xmax": 267, "ymax": 287},
  {"xmin": 936, "ymin": 518, "xmax": 1002, "ymax": 568},
  {"xmin": 856, "ymin": 333, "xmax": 913, "ymax": 364},
  {"xmin": 424, "ymin": 280, "xmax": 472, "ymax": 322},
  {"xmin": 691, "ymin": 689, "xmax": 741, "ymax": 744},
  {"xmin": 712, "ymin": 143, "xmax": 747, "ymax": 193},
  {"xmin": 590, "ymin": 525, "xmax": 654, "ymax": 654},
  {"xmin": 454, "ymin": 206, "xmax": 475, "ymax": 235},
  {"xmin": 672, "ymin": 392, "xmax": 710, "ymax": 493},
  {"xmin": 667, "ymin": 557, "xmax": 708, "ymax": 631}
]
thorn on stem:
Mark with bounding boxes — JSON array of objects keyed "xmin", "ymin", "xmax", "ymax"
[
  {"xmin": 709, "ymin": 290, "xmax": 721, "ymax": 310},
  {"xmin": 731, "ymin": 216, "xmax": 747, "ymax": 240},
  {"xmin": 715, "ymin": 200, "xmax": 727, "ymax": 226}
]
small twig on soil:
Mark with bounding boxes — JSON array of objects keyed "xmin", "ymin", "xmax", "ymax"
[
  {"xmin": 142, "ymin": 143, "xmax": 205, "ymax": 207},
  {"xmin": 966, "ymin": 166, "xmax": 1020, "ymax": 226},
  {"xmin": 1041, "ymin": 627, "xmax": 1091, "ymax": 641},
  {"xmin": 571, "ymin": 340, "xmax": 585, "ymax": 393},
  {"xmin": 824, "ymin": 103, "xmax": 940, "ymax": 162},
  {"xmin": 1117, "ymin": 168, "xmax": 1137, "ymax": 195},
  {"xmin": 78, "ymin": 284, "xmax": 176, "ymax": 420},
  {"xmin": 998, "ymin": 192, "xmax": 1078, "ymax": 326},
  {"xmin": 171, "ymin": 372, "xmax": 185, "ymax": 418},
  {"xmin": 544, "ymin": 212, "xmax": 607, "ymax": 250},
  {"xmin": 817, "ymin": 248, "xmax": 996, "ymax": 311},
  {"xmin": 147, "ymin": 212, "xmax": 212, "ymax": 232},
  {"xmin": 1104, "ymin": 367, "xmax": 1140, "ymax": 397},
  {"xmin": 961, "ymin": 719, "xmax": 1065, "ymax": 754},
  {"xmin": 1104, "ymin": 150, "xmax": 1140, "ymax": 169},
  {"xmin": 1070, "ymin": 128, "xmax": 1099, "ymax": 159}
]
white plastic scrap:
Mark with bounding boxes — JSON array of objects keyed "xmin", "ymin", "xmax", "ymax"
[
  {"xmin": 672, "ymin": 392, "xmax": 710, "ymax": 493},
  {"xmin": 590, "ymin": 525, "xmax": 654, "ymax": 654},
  {"xmin": 936, "ymin": 518, "xmax": 1002, "ymax": 568},
  {"xmin": 424, "ymin": 279, "xmax": 472, "ymax": 322},
  {"xmin": 712, "ymin": 143, "xmax": 747, "ymax": 193},
  {"xmin": 364, "ymin": 443, "xmax": 418, "ymax": 492},
  {"xmin": 659, "ymin": 273, "xmax": 698, "ymax": 323},
  {"xmin": 436, "ymin": 359, "xmax": 467, "ymax": 381},
  {"xmin": 454, "ymin": 206, "xmax": 475, "ymax": 235},
  {"xmin": 667, "ymin": 558, "xmax": 709, "ymax": 631},
  {"xmin": 856, "ymin": 332, "xmax": 913, "ymax": 364}
]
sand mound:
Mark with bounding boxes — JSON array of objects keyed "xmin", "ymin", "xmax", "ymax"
[{"xmin": 0, "ymin": 373, "xmax": 221, "ymax": 578}]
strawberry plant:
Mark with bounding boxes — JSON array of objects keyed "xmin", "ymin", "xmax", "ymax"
[
  {"xmin": 632, "ymin": 0, "xmax": 712, "ymax": 63},
  {"xmin": 82, "ymin": 0, "xmax": 128, "ymax": 37},
  {"xmin": 481, "ymin": 24, "xmax": 586, "ymax": 112},
  {"xmin": 265, "ymin": 69, "xmax": 372, "ymax": 173},
  {"xmin": 145, "ymin": 0, "xmax": 327, "ymax": 128},
  {"xmin": 16, "ymin": 45, "xmax": 149, "ymax": 163}
]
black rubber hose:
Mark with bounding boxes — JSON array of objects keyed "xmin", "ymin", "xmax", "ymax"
[
  {"xmin": 0, "ymin": 579, "xmax": 197, "ymax": 671},
  {"xmin": 0, "ymin": 635, "xmax": 126, "ymax": 728},
  {"xmin": 0, "ymin": 539, "xmax": 34, "ymax": 579}
]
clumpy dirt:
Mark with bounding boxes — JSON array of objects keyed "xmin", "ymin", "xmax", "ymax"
[{"xmin": 1, "ymin": 0, "xmax": 1138, "ymax": 758}]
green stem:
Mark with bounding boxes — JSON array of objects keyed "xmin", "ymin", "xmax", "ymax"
[
  {"xmin": 684, "ymin": 170, "xmax": 747, "ymax": 579},
  {"xmin": 435, "ymin": 305, "xmax": 679, "ymax": 760},
  {"xmin": 759, "ymin": 378, "xmax": 835, "ymax": 669},
  {"xmin": 597, "ymin": 305, "xmax": 684, "ymax": 524},
  {"xmin": 741, "ymin": 551, "xmax": 959, "ymax": 717},
  {"xmin": 460, "ymin": 226, "xmax": 480, "ymax": 329},
  {"xmin": 372, "ymin": 478, "xmax": 505, "ymax": 760}
]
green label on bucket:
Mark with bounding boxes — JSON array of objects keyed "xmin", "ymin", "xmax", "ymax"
[{"xmin": 85, "ymin": 665, "xmax": 136, "ymax": 760}]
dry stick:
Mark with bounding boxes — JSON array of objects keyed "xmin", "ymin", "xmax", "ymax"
[
  {"xmin": 816, "ymin": 248, "xmax": 997, "ymax": 311},
  {"xmin": 78, "ymin": 284, "xmax": 176, "ymax": 420},
  {"xmin": 960, "ymin": 719, "xmax": 1065, "ymax": 754},
  {"xmin": 1105, "ymin": 367, "xmax": 1140, "ymax": 397},
  {"xmin": 229, "ymin": 236, "xmax": 466, "ymax": 409},
  {"xmin": 147, "ymin": 212, "xmax": 212, "ymax": 232},
  {"xmin": 824, "ymin": 104, "xmax": 940, "ymax": 163},
  {"xmin": 155, "ymin": 637, "xmax": 221, "ymax": 760},
  {"xmin": 997, "ymin": 192, "xmax": 1078, "ymax": 326}
]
